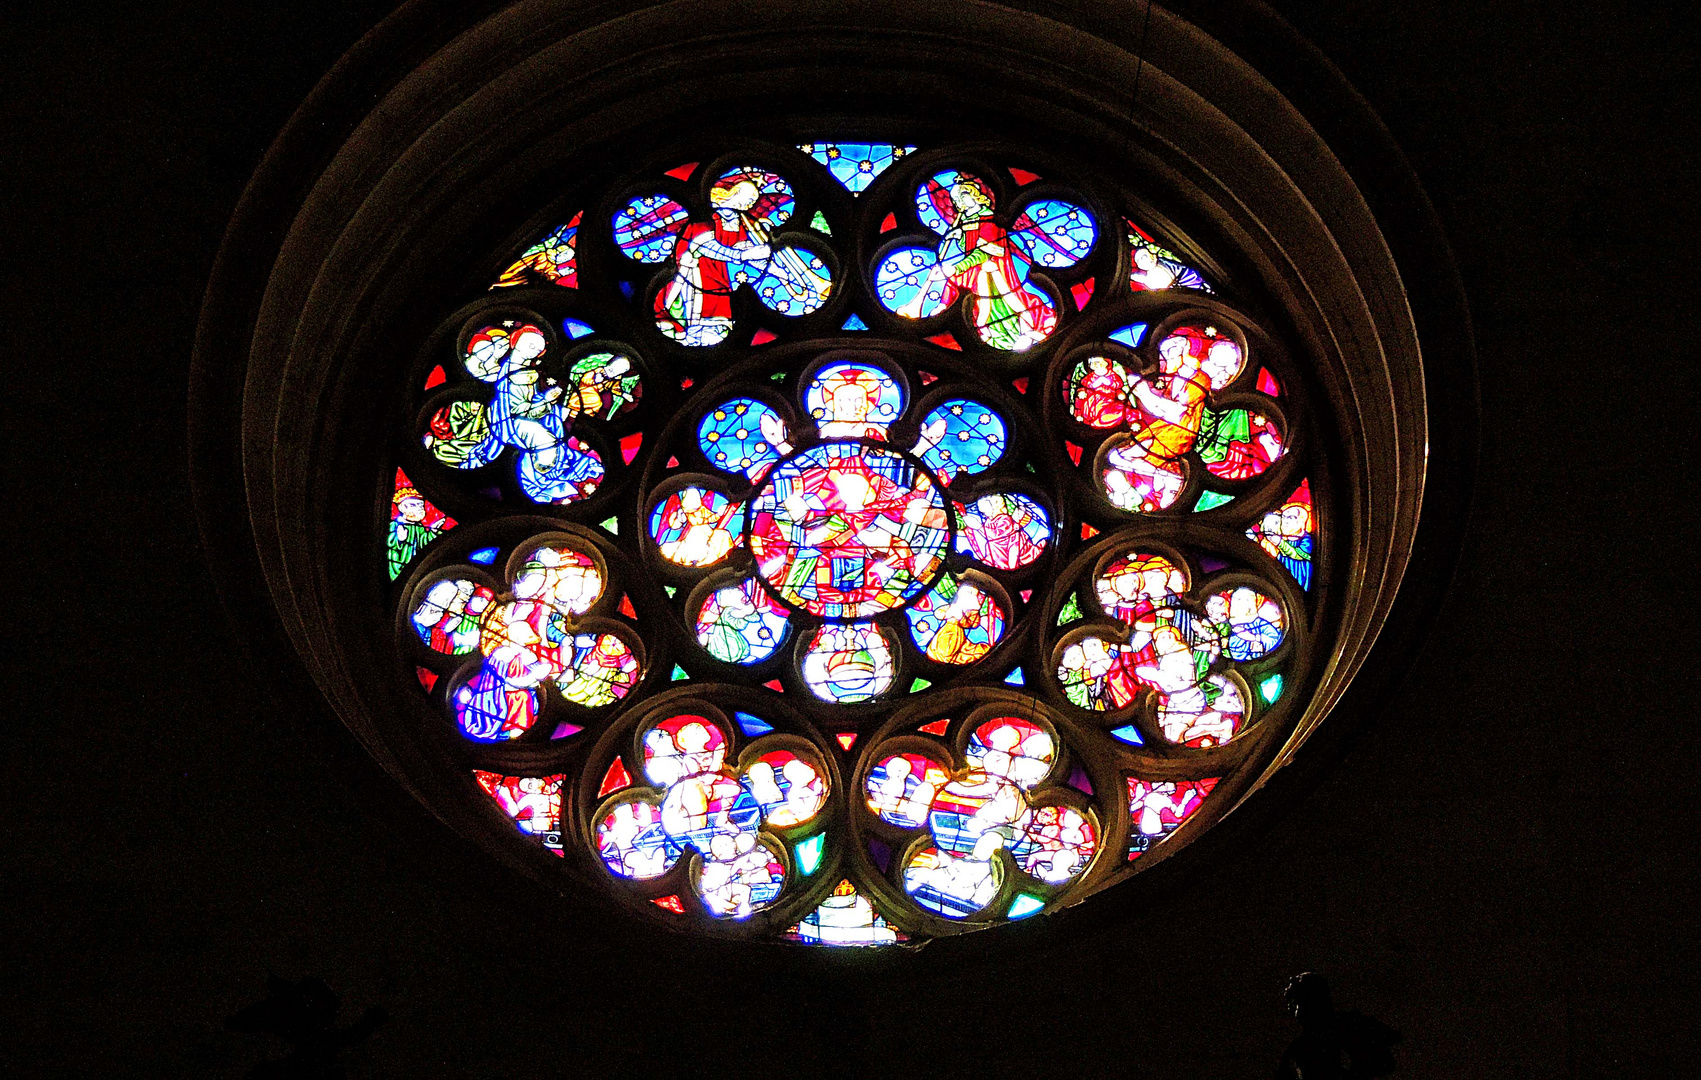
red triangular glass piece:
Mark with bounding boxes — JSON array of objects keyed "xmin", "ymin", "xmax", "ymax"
[
  {"xmin": 680, "ymin": 377, "xmax": 694, "ymax": 390},
  {"xmin": 1127, "ymin": 217, "xmax": 1156, "ymax": 243},
  {"xmin": 415, "ymin": 666, "xmax": 439, "ymax": 692},
  {"xmin": 1081, "ymin": 522, "xmax": 1100, "ymax": 539},
  {"xmin": 1020, "ymin": 589, "xmax": 1033, "ymax": 602},
  {"xmin": 835, "ymin": 732, "xmax": 858, "ymax": 751},
  {"xmin": 1070, "ymin": 278, "xmax": 1096, "ymax": 310},
  {"xmin": 751, "ymin": 328, "xmax": 777, "ymax": 345},
  {"xmin": 666, "ymin": 455, "xmax": 679, "ymax": 468},
  {"xmin": 918, "ymin": 719, "xmax": 950, "ymax": 736},
  {"xmin": 1065, "ymin": 441, "xmax": 1083, "ymax": 465},
  {"xmin": 1009, "ymin": 167, "xmax": 1042, "ymax": 185},
  {"xmin": 597, "ymin": 758, "xmax": 632, "ymax": 798},
  {"xmin": 652, "ymin": 894, "xmax": 686, "ymax": 913},
  {"xmin": 764, "ymin": 679, "xmax": 785, "ymax": 692},
  {"xmin": 1011, "ymin": 376, "xmax": 1029, "ymax": 394},
  {"xmin": 1257, "ymin": 367, "xmax": 1281, "ymax": 396},
  {"xmin": 880, "ymin": 212, "xmax": 898, "ymax": 232},
  {"xmin": 618, "ymin": 594, "xmax": 637, "ymax": 618},
  {"xmin": 664, "ymin": 162, "xmax": 698, "ymax": 181},
  {"xmin": 918, "ymin": 370, "xmax": 939, "ymax": 385},
  {"xmin": 424, "ymin": 364, "xmax": 447, "ymax": 389},
  {"xmin": 926, "ymin": 333, "xmax": 961, "ymax": 351},
  {"xmin": 620, "ymin": 432, "xmax": 643, "ymax": 464}
]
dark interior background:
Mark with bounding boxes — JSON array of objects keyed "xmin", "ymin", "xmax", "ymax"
[{"xmin": 4, "ymin": 2, "xmax": 1695, "ymax": 1077}]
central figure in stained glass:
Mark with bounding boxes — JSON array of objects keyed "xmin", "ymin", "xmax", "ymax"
[{"xmin": 748, "ymin": 441, "xmax": 950, "ymax": 619}]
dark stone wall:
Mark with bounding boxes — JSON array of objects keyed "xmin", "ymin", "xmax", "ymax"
[{"xmin": 3, "ymin": 2, "xmax": 1693, "ymax": 1076}]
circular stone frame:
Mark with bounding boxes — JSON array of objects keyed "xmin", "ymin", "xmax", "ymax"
[{"xmin": 191, "ymin": 0, "xmax": 1477, "ymax": 957}]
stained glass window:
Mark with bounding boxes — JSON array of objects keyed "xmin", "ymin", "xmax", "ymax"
[{"xmin": 388, "ymin": 139, "xmax": 1323, "ymax": 945}]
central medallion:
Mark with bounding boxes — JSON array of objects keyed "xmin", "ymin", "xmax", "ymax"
[{"xmin": 747, "ymin": 441, "xmax": 951, "ymax": 619}]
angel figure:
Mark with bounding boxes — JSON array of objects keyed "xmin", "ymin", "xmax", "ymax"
[
  {"xmin": 876, "ymin": 170, "xmax": 1097, "ymax": 351},
  {"xmin": 616, "ymin": 166, "xmax": 833, "ymax": 346}
]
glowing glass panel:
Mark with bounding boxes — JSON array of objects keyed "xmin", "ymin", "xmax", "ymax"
[
  {"xmin": 612, "ymin": 194, "xmax": 689, "ymax": 263},
  {"xmin": 800, "ymin": 142, "xmax": 914, "ymax": 193},
  {"xmin": 426, "ymin": 320, "xmax": 608, "ymax": 504},
  {"xmin": 1198, "ymin": 407, "xmax": 1285, "ymax": 480},
  {"xmin": 596, "ymin": 798, "xmax": 677, "ymax": 878},
  {"xmin": 452, "ymin": 666, "xmax": 539, "ymax": 741},
  {"xmin": 473, "ymin": 771, "xmax": 564, "ymax": 854},
  {"xmin": 492, "ymin": 212, "xmax": 580, "ymax": 288},
  {"xmin": 557, "ymin": 632, "xmax": 642, "ymax": 706},
  {"xmin": 479, "ymin": 599, "xmax": 566, "ymax": 687},
  {"xmin": 1019, "ymin": 806, "xmax": 1096, "ymax": 882},
  {"xmin": 642, "ymin": 715, "xmax": 729, "ymax": 786},
  {"xmin": 695, "ymin": 577, "xmax": 790, "ymax": 664},
  {"xmin": 1056, "ymin": 635, "xmax": 1145, "ymax": 712},
  {"xmin": 801, "ymin": 624, "xmax": 895, "ymax": 703},
  {"xmin": 696, "ymin": 836, "xmax": 785, "ymax": 919},
  {"xmin": 1247, "ymin": 479, "xmax": 1315, "ymax": 590},
  {"xmin": 1204, "ymin": 587, "xmax": 1285, "ymax": 660},
  {"xmin": 1108, "ymin": 322, "xmax": 1147, "ymax": 348},
  {"xmin": 513, "ymin": 544, "xmax": 603, "ymax": 615},
  {"xmin": 1095, "ymin": 552, "xmax": 1188, "ymax": 624},
  {"xmin": 422, "ymin": 400, "xmax": 496, "ymax": 470},
  {"xmin": 904, "ymin": 574, "xmax": 1007, "ymax": 665},
  {"xmin": 804, "ymin": 362, "xmax": 905, "ymax": 438},
  {"xmin": 1156, "ymin": 672, "xmax": 1246, "ymax": 747},
  {"xmin": 953, "ymin": 492, "xmax": 1050, "ymax": 570},
  {"xmin": 964, "ymin": 717, "xmax": 1055, "ymax": 790},
  {"xmin": 1007, "ymin": 893, "xmax": 1045, "ymax": 919},
  {"xmin": 1127, "ymin": 777, "xmax": 1218, "ymax": 858},
  {"xmin": 913, "ymin": 399, "xmax": 1006, "ymax": 482},
  {"xmin": 1096, "ymin": 324, "xmax": 1247, "ymax": 513},
  {"xmin": 866, "ymin": 753, "xmax": 949, "ymax": 828},
  {"xmin": 1010, "ymin": 199, "xmax": 1097, "ymax": 267},
  {"xmin": 650, "ymin": 487, "xmax": 745, "ymax": 567},
  {"xmin": 387, "ymin": 469, "xmax": 455, "ymax": 580},
  {"xmin": 741, "ymin": 750, "xmax": 827, "ymax": 827},
  {"xmin": 1064, "ymin": 355, "xmax": 1138, "ymax": 430},
  {"xmin": 412, "ymin": 579, "xmax": 496, "ymax": 654},
  {"xmin": 1127, "ymin": 221, "xmax": 1212, "ymax": 293},
  {"xmin": 788, "ymin": 880, "xmax": 906, "ymax": 945},
  {"xmin": 795, "ymin": 833, "xmax": 826, "ymax": 875},
  {"xmin": 879, "ymin": 171, "xmax": 1093, "ymax": 351},
  {"xmin": 698, "ymin": 398, "xmax": 791, "ymax": 478},
  {"xmin": 562, "ymin": 352, "xmax": 642, "ymax": 421},
  {"xmin": 748, "ymin": 443, "xmax": 949, "ymax": 618},
  {"xmin": 904, "ymin": 845, "xmax": 1000, "ymax": 919},
  {"xmin": 619, "ymin": 167, "xmax": 832, "ymax": 346},
  {"xmin": 928, "ymin": 773, "xmax": 1032, "ymax": 859}
]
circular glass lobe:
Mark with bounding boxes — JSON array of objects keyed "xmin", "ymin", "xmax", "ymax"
[{"xmin": 747, "ymin": 441, "xmax": 950, "ymax": 618}]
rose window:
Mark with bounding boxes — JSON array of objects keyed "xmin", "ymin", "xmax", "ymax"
[{"xmin": 383, "ymin": 139, "xmax": 1331, "ymax": 946}]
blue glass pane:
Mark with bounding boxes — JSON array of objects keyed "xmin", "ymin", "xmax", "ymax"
[
  {"xmin": 697, "ymin": 398, "xmax": 790, "ymax": 479},
  {"xmin": 1109, "ymin": 322, "xmax": 1148, "ymax": 348},
  {"xmin": 613, "ymin": 194, "xmax": 688, "ymax": 263},
  {"xmin": 735, "ymin": 711, "xmax": 774, "ymax": 736},
  {"xmin": 874, "ymin": 246, "xmax": 948, "ymax": 319},
  {"xmin": 913, "ymin": 399, "xmax": 1006, "ymax": 482},
  {"xmin": 799, "ymin": 142, "xmax": 915, "ymax": 194},
  {"xmin": 1010, "ymin": 199, "xmax": 1097, "ymax": 268}
]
